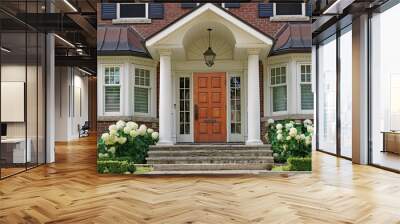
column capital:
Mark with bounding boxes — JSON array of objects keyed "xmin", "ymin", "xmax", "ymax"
[
  {"xmin": 158, "ymin": 48, "xmax": 172, "ymax": 56},
  {"xmin": 247, "ymin": 48, "xmax": 261, "ymax": 55}
]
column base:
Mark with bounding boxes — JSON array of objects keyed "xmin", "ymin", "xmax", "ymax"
[
  {"xmin": 157, "ymin": 139, "xmax": 174, "ymax": 145},
  {"xmin": 245, "ymin": 139, "xmax": 263, "ymax": 145}
]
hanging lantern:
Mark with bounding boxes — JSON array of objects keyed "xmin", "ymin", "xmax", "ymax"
[{"xmin": 203, "ymin": 28, "xmax": 216, "ymax": 67}]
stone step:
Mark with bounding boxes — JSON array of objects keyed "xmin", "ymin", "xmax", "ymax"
[
  {"xmin": 151, "ymin": 163, "xmax": 273, "ymax": 171},
  {"xmin": 149, "ymin": 144, "xmax": 272, "ymax": 151},
  {"xmin": 146, "ymin": 156, "xmax": 274, "ymax": 164},
  {"xmin": 148, "ymin": 149, "xmax": 272, "ymax": 157}
]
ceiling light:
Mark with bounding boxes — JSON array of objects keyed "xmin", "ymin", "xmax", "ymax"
[
  {"xmin": 54, "ymin": 34, "xmax": 75, "ymax": 48},
  {"xmin": 203, "ymin": 28, "xmax": 216, "ymax": 67},
  {"xmin": 1, "ymin": 47, "xmax": 11, "ymax": 53},
  {"xmin": 63, "ymin": 0, "xmax": 78, "ymax": 12}
]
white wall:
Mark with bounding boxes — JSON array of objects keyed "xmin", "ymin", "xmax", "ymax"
[{"xmin": 55, "ymin": 67, "xmax": 89, "ymax": 141}]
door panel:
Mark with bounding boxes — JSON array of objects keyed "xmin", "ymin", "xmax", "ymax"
[{"xmin": 194, "ymin": 73, "xmax": 226, "ymax": 142}]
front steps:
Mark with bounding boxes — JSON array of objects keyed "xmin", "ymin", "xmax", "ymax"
[{"xmin": 146, "ymin": 144, "xmax": 274, "ymax": 171}]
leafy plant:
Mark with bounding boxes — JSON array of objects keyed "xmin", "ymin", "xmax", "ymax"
[
  {"xmin": 97, "ymin": 120, "xmax": 159, "ymax": 164},
  {"xmin": 97, "ymin": 160, "xmax": 136, "ymax": 174},
  {"xmin": 287, "ymin": 157, "xmax": 312, "ymax": 171},
  {"xmin": 266, "ymin": 119, "xmax": 313, "ymax": 163}
]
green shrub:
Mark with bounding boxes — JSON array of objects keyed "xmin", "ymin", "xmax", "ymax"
[
  {"xmin": 287, "ymin": 157, "xmax": 312, "ymax": 171},
  {"xmin": 266, "ymin": 119, "xmax": 313, "ymax": 163},
  {"xmin": 97, "ymin": 160, "xmax": 136, "ymax": 174},
  {"xmin": 97, "ymin": 121, "xmax": 159, "ymax": 164}
]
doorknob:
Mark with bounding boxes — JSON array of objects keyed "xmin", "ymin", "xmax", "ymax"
[{"xmin": 194, "ymin": 104, "xmax": 199, "ymax": 120}]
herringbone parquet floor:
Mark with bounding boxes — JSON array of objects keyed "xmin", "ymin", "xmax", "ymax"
[{"xmin": 1, "ymin": 136, "xmax": 400, "ymax": 224}]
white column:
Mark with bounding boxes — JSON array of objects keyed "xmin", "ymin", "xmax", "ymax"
[
  {"xmin": 46, "ymin": 32, "xmax": 55, "ymax": 163},
  {"xmin": 158, "ymin": 49, "xmax": 173, "ymax": 145},
  {"xmin": 246, "ymin": 49, "xmax": 263, "ymax": 145}
]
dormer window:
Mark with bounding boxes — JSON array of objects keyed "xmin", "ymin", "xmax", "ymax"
[
  {"xmin": 113, "ymin": 3, "xmax": 152, "ymax": 24},
  {"xmin": 271, "ymin": 3, "xmax": 309, "ymax": 21}
]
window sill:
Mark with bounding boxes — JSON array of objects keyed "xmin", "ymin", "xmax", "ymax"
[
  {"xmin": 112, "ymin": 18, "xmax": 152, "ymax": 24},
  {"xmin": 270, "ymin": 15, "xmax": 310, "ymax": 22},
  {"xmin": 262, "ymin": 114, "xmax": 314, "ymax": 121}
]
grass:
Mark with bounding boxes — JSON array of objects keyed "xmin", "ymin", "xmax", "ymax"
[
  {"xmin": 271, "ymin": 165, "xmax": 289, "ymax": 171},
  {"xmin": 134, "ymin": 166, "xmax": 153, "ymax": 174}
]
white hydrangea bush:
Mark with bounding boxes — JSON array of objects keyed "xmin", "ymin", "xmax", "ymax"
[
  {"xmin": 98, "ymin": 120, "xmax": 159, "ymax": 164},
  {"xmin": 265, "ymin": 119, "xmax": 314, "ymax": 163}
]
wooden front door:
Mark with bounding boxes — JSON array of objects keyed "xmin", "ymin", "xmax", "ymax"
[{"xmin": 194, "ymin": 72, "xmax": 227, "ymax": 143}]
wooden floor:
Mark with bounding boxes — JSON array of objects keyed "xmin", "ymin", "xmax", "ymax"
[{"xmin": 1, "ymin": 136, "xmax": 400, "ymax": 223}]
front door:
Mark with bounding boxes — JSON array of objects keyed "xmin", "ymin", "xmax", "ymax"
[{"xmin": 194, "ymin": 72, "xmax": 227, "ymax": 143}]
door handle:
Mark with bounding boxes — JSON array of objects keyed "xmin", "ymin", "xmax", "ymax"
[{"xmin": 194, "ymin": 104, "xmax": 199, "ymax": 120}]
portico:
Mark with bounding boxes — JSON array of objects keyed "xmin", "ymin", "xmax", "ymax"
[{"xmin": 145, "ymin": 3, "xmax": 273, "ymax": 145}]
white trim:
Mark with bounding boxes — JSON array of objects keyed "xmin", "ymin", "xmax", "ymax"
[
  {"xmin": 297, "ymin": 62, "xmax": 314, "ymax": 114},
  {"xmin": 146, "ymin": 3, "xmax": 273, "ymax": 47},
  {"xmin": 269, "ymin": 63, "xmax": 289, "ymax": 116}
]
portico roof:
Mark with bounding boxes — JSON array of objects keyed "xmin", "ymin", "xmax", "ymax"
[{"xmin": 145, "ymin": 3, "xmax": 275, "ymax": 59}]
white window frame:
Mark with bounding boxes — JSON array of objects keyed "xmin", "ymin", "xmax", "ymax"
[
  {"xmin": 270, "ymin": 64, "xmax": 289, "ymax": 116},
  {"xmin": 117, "ymin": 3, "xmax": 149, "ymax": 19},
  {"xmin": 227, "ymin": 73, "xmax": 244, "ymax": 142},
  {"xmin": 176, "ymin": 74, "xmax": 193, "ymax": 143},
  {"xmin": 132, "ymin": 65, "xmax": 156, "ymax": 117},
  {"xmin": 271, "ymin": 3, "xmax": 309, "ymax": 22},
  {"xmin": 103, "ymin": 65, "xmax": 122, "ymax": 116},
  {"xmin": 297, "ymin": 63, "xmax": 314, "ymax": 114}
]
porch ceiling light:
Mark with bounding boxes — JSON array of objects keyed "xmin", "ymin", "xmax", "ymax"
[{"xmin": 203, "ymin": 28, "xmax": 216, "ymax": 67}]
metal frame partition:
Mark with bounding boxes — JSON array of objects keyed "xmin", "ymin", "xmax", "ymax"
[
  {"xmin": 314, "ymin": 15, "xmax": 353, "ymax": 161},
  {"xmin": 0, "ymin": 0, "xmax": 48, "ymax": 180}
]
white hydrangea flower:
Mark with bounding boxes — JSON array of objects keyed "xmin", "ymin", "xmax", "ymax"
[
  {"xmin": 147, "ymin": 128, "xmax": 154, "ymax": 134},
  {"xmin": 286, "ymin": 136, "xmax": 291, "ymax": 141},
  {"xmin": 109, "ymin": 129, "xmax": 118, "ymax": 137},
  {"xmin": 108, "ymin": 124, "xmax": 118, "ymax": 132},
  {"xmin": 277, "ymin": 133, "xmax": 283, "ymax": 141},
  {"xmin": 277, "ymin": 129, "xmax": 282, "ymax": 134},
  {"xmin": 101, "ymin": 133, "xmax": 110, "ymax": 142},
  {"xmin": 285, "ymin": 123, "xmax": 293, "ymax": 130},
  {"xmin": 267, "ymin": 119, "xmax": 275, "ymax": 124},
  {"xmin": 151, "ymin": 132, "xmax": 159, "ymax": 140},
  {"xmin": 289, "ymin": 127, "xmax": 297, "ymax": 137},
  {"xmin": 300, "ymin": 134, "xmax": 306, "ymax": 140},
  {"xmin": 295, "ymin": 135, "xmax": 301, "ymax": 141},
  {"xmin": 137, "ymin": 128, "xmax": 146, "ymax": 136},
  {"xmin": 123, "ymin": 126, "xmax": 132, "ymax": 134},
  {"xmin": 303, "ymin": 119, "xmax": 313, "ymax": 126},
  {"xmin": 126, "ymin": 121, "xmax": 138, "ymax": 130},
  {"xmin": 139, "ymin": 124, "xmax": 147, "ymax": 131},
  {"xmin": 130, "ymin": 130, "xmax": 138, "ymax": 138},
  {"xmin": 116, "ymin": 120, "xmax": 126, "ymax": 130},
  {"xmin": 108, "ymin": 147, "xmax": 116, "ymax": 155},
  {"xmin": 118, "ymin": 137, "xmax": 127, "ymax": 145},
  {"xmin": 307, "ymin": 125, "xmax": 314, "ymax": 134},
  {"xmin": 276, "ymin": 124, "xmax": 283, "ymax": 130},
  {"xmin": 305, "ymin": 136, "xmax": 312, "ymax": 145}
]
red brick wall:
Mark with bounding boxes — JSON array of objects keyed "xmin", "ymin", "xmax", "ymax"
[{"xmin": 98, "ymin": 3, "xmax": 286, "ymax": 39}]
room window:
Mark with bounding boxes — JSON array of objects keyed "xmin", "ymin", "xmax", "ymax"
[
  {"xmin": 270, "ymin": 66, "xmax": 287, "ymax": 113},
  {"xmin": 230, "ymin": 76, "xmax": 241, "ymax": 134},
  {"xmin": 104, "ymin": 66, "xmax": 121, "ymax": 113},
  {"xmin": 299, "ymin": 64, "xmax": 313, "ymax": 111},
  {"xmin": 118, "ymin": 3, "xmax": 148, "ymax": 19},
  {"xmin": 179, "ymin": 77, "xmax": 191, "ymax": 135},
  {"xmin": 134, "ymin": 68, "xmax": 151, "ymax": 115},
  {"xmin": 274, "ymin": 3, "xmax": 304, "ymax": 16}
]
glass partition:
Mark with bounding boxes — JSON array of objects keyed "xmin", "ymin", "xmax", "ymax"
[{"xmin": 317, "ymin": 35, "xmax": 337, "ymax": 154}]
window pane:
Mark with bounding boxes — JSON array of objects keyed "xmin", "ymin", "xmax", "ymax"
[
  {"xmin": 301, "ymin": 84, "xmax": 314, "ymax": 110},
  {"xmin": 179, "ymin": 77, "xmax": 190, "ymax": 135},
  {"xmin": 276, "ymin": 3, "xmax": 302, "ymax": 15},
  {"xmin": 318, "ymin": 36, "xmax": 337, "ymax": 154},
  {"xmin": 230, "ymin": 77, "xmax": 241, "ymax": 134},
  {"xmin": 120, "ymin": 4, "xmax": 146, "ymax": 18},
  {"xmin": 134, "ymin": 87, "xmax": 149, "ymax": 113},
  {"xmin": 105, "ymin": 86, "xmax": 120, "ymax": 112},
  {"xmin": 273, "ymin": 86, "xmax": 287, "ymax": 112}
]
